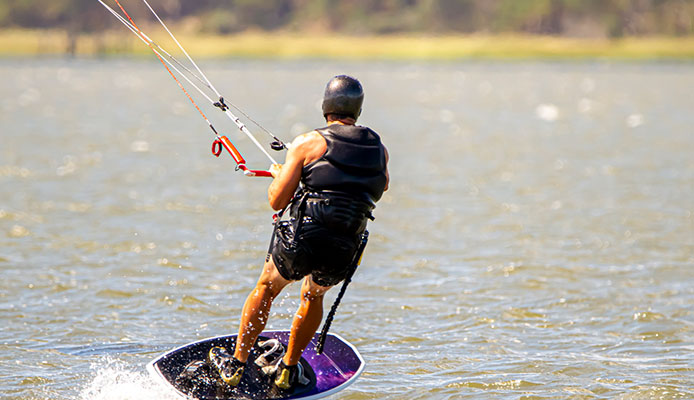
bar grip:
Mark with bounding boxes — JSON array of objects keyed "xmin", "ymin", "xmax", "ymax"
[{"xmin": 219, "ymin": 136, "xmax": 246, "ymax": 165}]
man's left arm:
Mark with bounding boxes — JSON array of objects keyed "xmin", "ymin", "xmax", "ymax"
[{"xmin": 267, "ymin": 146, "xmax": 303, "ymax": 210}]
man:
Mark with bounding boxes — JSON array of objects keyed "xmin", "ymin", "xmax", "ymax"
[{"xmin": 209, "ymin": 75, "xmax": 389, "ymax": 390}]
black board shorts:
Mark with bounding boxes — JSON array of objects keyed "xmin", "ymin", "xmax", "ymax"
[{"xmin": 270, "ymin": 220, "xmax": 360, "ymax": 287}]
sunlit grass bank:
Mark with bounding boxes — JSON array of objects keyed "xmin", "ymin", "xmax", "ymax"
[{"xmin": 1, "ymin": 29, "xmax": 693, "ymax": 60}]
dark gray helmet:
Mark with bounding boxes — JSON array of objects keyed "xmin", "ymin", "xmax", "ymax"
[{"xmin": 322, "ymin": 75, "xmax": 363, "ymax": 120}]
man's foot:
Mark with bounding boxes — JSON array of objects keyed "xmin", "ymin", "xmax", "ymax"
[
  {"xmin": 273, "ymin": 360, "xmax": 309, "ymax": 390},
  {"xmin": 207, "ymin": 346, "xmax": 244, "ymax": 387}
]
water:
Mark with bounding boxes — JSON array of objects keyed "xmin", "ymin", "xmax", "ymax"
[{"xmin": 1, "ymin": 58, "xmax": 693, "ymax": 399}]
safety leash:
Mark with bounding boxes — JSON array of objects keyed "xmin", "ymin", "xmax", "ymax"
[{"xmin": 315, "ymin": 231, "xmax": 369, "ymax": 355}]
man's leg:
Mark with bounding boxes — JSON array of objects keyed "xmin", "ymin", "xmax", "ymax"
[
  {"xmin": 283, "ymin": 276, "xmax": 332, "ymax": 365},
  {"xmin": 234, "ymin": 257, "xmax": 292, "ymax": 363}
]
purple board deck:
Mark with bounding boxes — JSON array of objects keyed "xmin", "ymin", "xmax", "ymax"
[{"xmin": 147, "ymin": 331, "xmax": 364, "ymax": 400}]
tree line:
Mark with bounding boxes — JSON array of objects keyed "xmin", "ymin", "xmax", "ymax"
[{"xmin": 1, "ymin": 0, "xmax": 692, "ymax": 38}]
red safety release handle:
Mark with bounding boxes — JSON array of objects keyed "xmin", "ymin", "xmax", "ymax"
[
  {"xmin": 212, "ymin": 136, "xmax": 272, "ymax": 178},
  {"xmin": 212, "ymin": 136, "xmax": 246, "ymax": 165},
  {"xmin": 212, "ymin": 139, "xmax": 222, "ymax": 157}
]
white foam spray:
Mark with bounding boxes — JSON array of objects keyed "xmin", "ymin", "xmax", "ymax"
[{"xmin": 77, "ymin": 357, "xmax": 175, "ymax": 400}]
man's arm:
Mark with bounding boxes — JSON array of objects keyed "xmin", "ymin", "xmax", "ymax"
[{"xmin": 267, "ymin": 132, "xmax": 326, "ymax": 211}]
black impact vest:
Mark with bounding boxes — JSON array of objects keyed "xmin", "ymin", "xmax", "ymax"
[{"xmin": 301, "ymin": 124, "xmax": 387, "ymax": 205}]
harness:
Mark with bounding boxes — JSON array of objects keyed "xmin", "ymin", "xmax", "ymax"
[{"xmin": 268, "ymin": 188, "xmax": 374, "ymax": 264}]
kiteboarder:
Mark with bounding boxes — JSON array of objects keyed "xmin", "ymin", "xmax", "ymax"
[
  {"xmin": 97, "ymin": 1, "xmax": 385, "ymax": 394},
  {"xmin": 208, "ymin": 75, "xmax": 389, "ymax": 390}
]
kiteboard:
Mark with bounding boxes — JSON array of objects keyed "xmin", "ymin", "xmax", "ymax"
[{"xmin": 147, "ymin": 331, "xmax": 364, "ymax": 400}]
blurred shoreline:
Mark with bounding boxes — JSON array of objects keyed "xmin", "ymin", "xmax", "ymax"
[{"xmin": 1, "ymin": 29, "xmax": 693, "ymax": 60}]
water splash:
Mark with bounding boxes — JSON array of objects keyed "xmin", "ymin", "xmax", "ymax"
[{"xmin": 77, "ymin": 358, "xmax": 174, "ymax": 400}]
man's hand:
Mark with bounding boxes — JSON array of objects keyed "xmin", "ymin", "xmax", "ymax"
[{"xmin": 270, "ymin": 163, "xmax": 283, "ymax": 179}]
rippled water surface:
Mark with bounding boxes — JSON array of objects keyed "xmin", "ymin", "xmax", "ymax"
[{"xmin": 1, "ymin": 59, "xmax": 693, "ymax": 399}]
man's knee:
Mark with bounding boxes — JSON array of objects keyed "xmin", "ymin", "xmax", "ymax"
[
  {"xmin": 301, "ymin": 289, "xmax": 324, "ymax": 303},
  {"xmin": 255, "ymin": 259, "xmax": 291, "ymax": 299},
  {"xmin": 301, "ymin": 277, "xmax": 331, "ymax": 302},
  {"xmin": 254, "ymin": 280, "xmax": 281, "ymax": 300}
]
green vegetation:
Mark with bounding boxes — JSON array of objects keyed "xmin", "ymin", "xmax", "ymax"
[
  {"xmin": 0, "ymin": 0, "xmax": 692, "ymax": 58},
  {"xmin": 2, "ymin": 29, "xmax": 693, "ymax": 60},
  {"xmin": 2, "ymin": 0, "xmax": 693, "ymax": 36}
]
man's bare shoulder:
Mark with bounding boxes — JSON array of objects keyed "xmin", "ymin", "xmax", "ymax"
[
  {"xmin": 291, "ymin": 131, "xmax": 324, "ymax": 147},
  {"xmin": 290, "ymin": 131, "xmax": 327, "ymax": 165}
]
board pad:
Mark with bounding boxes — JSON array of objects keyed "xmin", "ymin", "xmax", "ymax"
[{"xmin": 148, "ymin": 331, "xmax": 364, "ymax": 400}]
